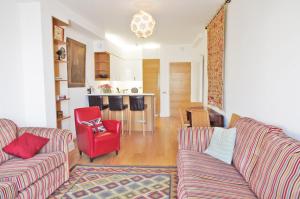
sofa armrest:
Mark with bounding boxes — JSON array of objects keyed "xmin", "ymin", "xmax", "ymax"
[
  {"xmin": 0, "ymin": 182, "xmax": 18, "ymax": 199},
  {"xmin": 18, "ymin": 127, "xmax": 72, "ymax": 154},
  {"xmin": 178, "ymin": 127, "xmax": 214, "ymax": 152},
  {"xmin": 102, "ymin": 120, "xmax": 121, "ymax": 134}
]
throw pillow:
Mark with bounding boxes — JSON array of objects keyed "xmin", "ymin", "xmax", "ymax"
[
  {"xmin": 81, "ymin": 118, "xmax": 107, "ymax": 133},
  {"xmin": 3, "ymin": 132, "xmax": 49, "ymax": 159},
  {"xmin": 204, "ymin": 127, "xmax": 237, "ymax": 164}
]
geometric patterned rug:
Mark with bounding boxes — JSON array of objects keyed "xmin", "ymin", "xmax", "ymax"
[{"xmin": 49, "ymin": 165, "xmax": 177, "ymax": 199}]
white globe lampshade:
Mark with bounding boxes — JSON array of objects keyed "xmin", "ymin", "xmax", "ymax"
[{"xmin": 130, "ymin": 10, "xmax": 156, "ymax": 38}]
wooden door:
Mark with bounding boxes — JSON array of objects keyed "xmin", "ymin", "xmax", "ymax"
[
  {"xmin": 143, "ymin": 59, "xmax": 160, "ymax": 116},
  {"xmin": 170, "ymin": 62, "xmax": 191, "ymax": 117}
]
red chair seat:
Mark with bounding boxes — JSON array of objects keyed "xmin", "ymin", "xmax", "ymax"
[{"xmin": 94, "ymin": 132, "xmax": 117, "ymax": 142}]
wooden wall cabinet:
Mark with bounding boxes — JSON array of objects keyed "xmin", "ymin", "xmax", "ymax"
[{"xmin": 95, "ymin": 52, "xmax": 110, "ymax": 80}]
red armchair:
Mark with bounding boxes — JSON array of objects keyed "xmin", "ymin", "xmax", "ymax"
[{"xmin": 74, "ymin": 106, "xmax": 121, "ymax": 162}]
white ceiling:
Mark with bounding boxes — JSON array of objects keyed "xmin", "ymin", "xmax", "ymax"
[{"xmin": 58, "ymin": 0, "xmax": 224, "ymax": 45}]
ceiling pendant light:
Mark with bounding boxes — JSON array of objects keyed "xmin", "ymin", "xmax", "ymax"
[{"xmin": 130, "ymin": 10, "xmax": 156, "ymax": 38}]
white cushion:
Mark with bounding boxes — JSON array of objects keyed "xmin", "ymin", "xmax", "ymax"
[{"xmin": 204, "ymin": 127, "xmax": 237, "ymax": 164}]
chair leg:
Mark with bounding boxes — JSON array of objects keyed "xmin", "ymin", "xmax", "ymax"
[
  {"xmin": 129, "ymin": 110, "xmax": 132, "ymax": 135},
  {"xmin": 142, "ymin": 110, "xmax": 145, "ymax": 136},
  {"xmin": 116, "ymin": 150, "xmax": 119, "ymax": 155},
  {"xmin": 106, "ymin": 109, "xmax": 109, "ymax": 119},
  {"xmin": 126, "ymin": 108, "xmax": 129, "ymax": 132},
  {"xmin": 121, "ymin": 110, "xmax": 124, "ymax": 135},
  {"xmin": 108, "ymin": 110, "xmax": 111, "ymax": 120}
]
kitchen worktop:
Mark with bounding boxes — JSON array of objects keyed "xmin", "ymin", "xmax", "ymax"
[{"xmin": 86, "ymin": 93, "xmax": 155, "ymax": 96}]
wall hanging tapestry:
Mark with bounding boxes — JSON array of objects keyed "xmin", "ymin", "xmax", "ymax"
[
  {"xmin": 67, "ymin": 38, "xmax": 86, "ymax": 88},
  {"xmin": 207, "ymin": 5, "xmax": 226, "ymax": 109},
  {"xmin": 50, "ymin": 165, "xmax": 177, "ymax": 199}
]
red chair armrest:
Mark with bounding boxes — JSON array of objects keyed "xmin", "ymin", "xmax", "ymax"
[
  {"xmin": 102, "ymin": 120, "xmax": 121, "ymax": 134},
  {"xmin": 76, "ymin": 123, "xmax": 95, "ymax": 154}
]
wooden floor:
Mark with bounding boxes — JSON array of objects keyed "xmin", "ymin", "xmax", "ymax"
[{"xmin": 69, "ymin": 117, "xmax": 180, "ymax": 167}]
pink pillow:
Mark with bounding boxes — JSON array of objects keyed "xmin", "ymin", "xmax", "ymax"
[{"xmin": 3, "ymin": 132, "xmax": 49, "ymax": 159}]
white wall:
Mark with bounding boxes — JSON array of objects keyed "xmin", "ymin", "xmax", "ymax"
[
  {"xmin": 143, "ymin": 45, "xmax": 203, "ymax": 117},
  {"xmin": 191, "ymin": 35, "xmax": 206, "ymax": 102},
  {"xmin": 224, "ymin": 0, "xmax": 300, "ymax": 139},
  {"xmin": 0, "ymin": 0, "xmax": 25, "ymax": 125},
  {"xmin": 0, "ymin": 0, "xmax": 48, "ymax": 127},
  {"xmin": 18, "ymin": 2, "xmax": 47, "ymax": 126}
]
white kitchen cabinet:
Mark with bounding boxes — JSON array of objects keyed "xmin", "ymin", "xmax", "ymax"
[
  {"xmin": 110, "ymin": 55, "xmax": 142, "ymax": 81},
  {"xmin": 125, "ymin": 60, "xmax": 142, "ymax": 81},
  {"xmin": 109, "ymin": 55, "xmax": 120, "ymax": 80}
]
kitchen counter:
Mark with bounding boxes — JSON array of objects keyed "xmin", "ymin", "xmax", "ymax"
[
  {"xmin": 87, "ymin": 93, "xmax": 156, "ymax": 133},
  {"xmin": 86, "ymin": 93, "xmax": 154, "ymax": 96}
]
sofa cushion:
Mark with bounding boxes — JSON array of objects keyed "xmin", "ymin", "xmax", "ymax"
[
  {"xmin": 3, "ymin": 132, "xmax": 49, "ymax": 159},
  {"xmin": 0, "ymin": 119, "xmax": 17, "ymax": 164},
  {"xmin": 177, "ymin": 150, "xmax": 257, "ymax": 199},
  {"xmin": 0, "ymin": 151, "xmax": 66, "ymax": 191},
  {"xmin": 233, "ymin": 117, "xmax": 282, "ymax": 181},
  {"xmin": 178, "ymin": 150, "xmax": 249, "ymax": 186},
  {"xmin": 249, "ymin": 133, "xmax": 300, "ymax": 199},
  {"xmin": 204, "ymin": 127, "xmax": 236, "ymax": 164},
  {"xmin": 178, "ymin": 176, "xmax": 257, "ymax": 199}
]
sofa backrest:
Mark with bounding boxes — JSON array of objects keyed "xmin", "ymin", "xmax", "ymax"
[
  {"xmin": 233, "ymin": 117, "xmax": 283, "ymax": 182},
  {"xmin": 249, "ymin": 132, "xmax": 300, "ymax": 199},
  {"xmin": 0, "ymin": 119, "xmax": 17, "ymax": 164}
]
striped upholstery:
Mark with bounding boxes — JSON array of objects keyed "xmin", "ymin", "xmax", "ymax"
[
  {"xmin": 249, "ymin": 133, "xmax": 300, "ymax": 199},
  {"xmin": 178, "ymin": 127, "xmax": 214, "ymax": 152},
  {"xmin": 18, "ymin": 127, "xmax": 73, "ymax": 154},
  {"xmin": 0, "ymin": 119, "xmax": 72, "ymax": 198},
  {"xmin": 0, "ymin": 152, "xmax": 66, "ymax": 191},
  {"xmin": 178, "ymin": 150, "xmax": 249, "ymax": 185},
  {"xmin": 0, "ymin": 182, "xmax": 18, "ymax": 199},
  {"xmin": 233, "ymin": 117, "xmax": 283, "ymax": 181},
  {"xmin": 0, "ymin": 119, "xmax": 17, "ymax": 164},
  {"xmin": 177, "ymin": 150, "xmax": 257, "ymax": 199},
  {"xmin": 17, "ymin": 164, "xmax": 66, "ymax": 199},
  {"xmin": 18, "ymin": 127, "xmax": 72, "ymax": 184}
]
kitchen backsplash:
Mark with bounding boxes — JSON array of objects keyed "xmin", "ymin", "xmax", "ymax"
[{"xmin": 87, "ymin": 81, "xmax": 143, "ymax": 94}]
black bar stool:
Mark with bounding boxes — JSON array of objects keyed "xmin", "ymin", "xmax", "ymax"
[
  {"xmin": 108, "ymin": 96, "xmax": 128, "ymax": 135},
  {"xmin": 88, "ymin": 96, "xmax": 109, "ymax": 118},
  {"xmin": 129, "ymin": 95, "xmax": 147, "ymax": 136}
]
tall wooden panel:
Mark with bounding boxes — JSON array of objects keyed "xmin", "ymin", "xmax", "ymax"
[
  {"xmin": 143, "ymin": 59, "xmax": 160, "ymax": 116},
  {"xmin": 170, "ymin": 62, "xmax": 191, "ymax": 117}
]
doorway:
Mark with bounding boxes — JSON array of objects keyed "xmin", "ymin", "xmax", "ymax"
[
  {"xmin": 143, "ymin": 59, "xmax": 160, "ymax": 116},
  {"xmin": 170, "ymin": 62, "xmax": 191, "ymax": 117}
]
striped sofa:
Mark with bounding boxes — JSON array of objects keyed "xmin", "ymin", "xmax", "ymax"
[
  {"xmin": 177, "ymin": 117, "xmax": 300, "ymax": 199},
  {"xmin": 0, "ymin": 119, "xmax": 72, "ymax": 199}
]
